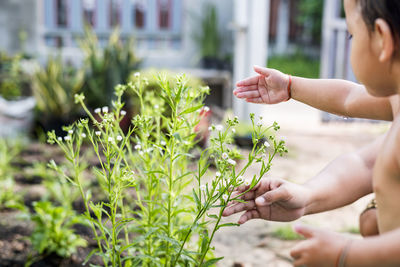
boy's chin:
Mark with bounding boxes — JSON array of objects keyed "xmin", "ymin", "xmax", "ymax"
[{"xmin": 365, "ymin": 86, "xmax": 397, "ymax": 97}]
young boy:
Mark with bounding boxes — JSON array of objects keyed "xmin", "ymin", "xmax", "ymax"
[{"xmin": 223, "ymin": 0, "xmax": 400, "ymax": 265}]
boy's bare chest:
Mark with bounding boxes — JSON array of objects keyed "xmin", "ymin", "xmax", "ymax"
[{"xmin": 373, "ymin": 121, "xmax": 400, "ymax": 233}]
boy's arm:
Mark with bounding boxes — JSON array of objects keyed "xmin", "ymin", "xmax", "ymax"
[
  {"xmin": 291, "ymin": 224, "xmax": 400, "ymax": 267},
  {"xmin": 346, "ymin": 228, "xmax": 400, "ymax": 267},
  {"xmin": 223, "ymin": 135, "xmax": 383, "ymax": 223},
  {"xmin": 303, "ymin": 134, "xmax": 383, "ymax": 215},
  {"xmin": 291, "ymin": 77, "xmax": 393, "ymax": 121},
  {"xmin": 234, "ymin": 66, "xmax": 393, "ymax": 121}
]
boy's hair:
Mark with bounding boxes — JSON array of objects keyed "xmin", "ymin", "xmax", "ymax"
[{"xmin": 357, "ymin": 0, "xmax": 400, "ymax": 44}]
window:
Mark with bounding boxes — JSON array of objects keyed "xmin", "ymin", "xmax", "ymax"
[
  {"xmin": 158, "ymin": 0, "xmax": 171, "ymax": 29},
  {"xmin": 83, "ymin": 0, "xmax": 96, "ymax": 26},
  {"xmin": 132, "ymin": 0, "xmax": 146, "ymax": 29},
  {"xmin": 56, "ymin": 0, "xmax": 68, "ymax": 27},
  {"xmin": 110, "ymin": 0, "xmax": 122, "ymax": 27}
]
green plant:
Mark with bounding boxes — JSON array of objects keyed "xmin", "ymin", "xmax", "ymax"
[
  {"xmin": 193, "ymin": 3, "xmax": 221, "ymax": 59},
  {"xmin": 79, "ymin": 26, "xmax": 140, "ymax": 109},
  {"xmin": 32, "ymin": 56, "xmax": 84, "ymax": 121},
  {"xmin": 271, "ymin": 224, "xmax": 303, "ymax": 240},
  {"xmin": 47, "ymin": 72, "xmax": 287, "ymax": 266},
  {"xmin": 29, "ymin": 201, "xmax": 87, "ymax": 258},
  {"xmin": 296, "ymin": 0, "xmax": 323, "ymax": 45},
  {"xmin": 0, "ymin": 138, "xmax": 25, "ymax": 210},
  {"xmin": 268, "ymin": 52, "xmax": 320, "ymax": 78},
  {"xmin": 0, "ymin": 51, "xmax": 30, "ymax": 100}
]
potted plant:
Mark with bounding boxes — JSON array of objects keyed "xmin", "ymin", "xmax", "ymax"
[
  {"xmin": 193, "ymin": 3, "xmax": 222, "ymax": 69},
  {"xmin": 32, "ymin": 56, "xmax": 84, "ymax": 136},
  {"xmin": 0, "ymin": 52, "xmax": 36, "ymax": 138}
]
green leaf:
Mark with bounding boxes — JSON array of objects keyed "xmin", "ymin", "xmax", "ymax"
[
  {"xmin": 179, "ymin": 104, "xmax": 203, "ymax": 116},
  {"xmin": 216, "ymin": 223, "xmax": 240, "ymax": 230},
  {"xmin": 202, "ymin": 257, "xmax": 224, "ymax": 267},
  {"xmin": 193, "ymin": 189, "xmax": 201, "ymax": 210}
]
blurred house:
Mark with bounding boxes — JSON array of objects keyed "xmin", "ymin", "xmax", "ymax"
[
  {"xmin": 0, "ymin": 0, "xmax": 234, "ymax": 68},
  {"xmin": 0, "ymin": 0, "xmax": 318, "ymax": 68}
]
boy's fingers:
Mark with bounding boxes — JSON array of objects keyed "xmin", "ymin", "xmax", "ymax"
[
  {"xmin": 235, "ymin": 90, "xmax": 261, "ymax": 99},
  {"xmin": 253, "ymin": 65, "xmax": 271, "ymax": 76},
  {"xmin": 236, "ymin": 75, "xmax": 259, "ymax": 86},
  {"xmin": 245, "ymin": 97, "xmax": 263, "ymax": 104},
  {"xmin": 234, "ymin": 85, "xmax": 259, "ymax": 93},
  {"xmin": 293, "ymin": 224, "xmax": 317, "ymax": 239},
  {"xmin": 238, "ymin": 209, "xmax": 260, "ymax": 224},
  {"xmin": 222, "ymin": 200, "xmax": 256, "ymax": 217},
  {"xmin": 290, "ymin": 240, "xmax": 310, "ymax": 259},
  {"xmin": 255, "ymin": 186, "xmax": 289, "ymax": 206}
]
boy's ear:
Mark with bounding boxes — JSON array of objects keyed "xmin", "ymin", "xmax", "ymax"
[{"xmin": 374, "ymin": 18, "xmax": 395, "ymax": 62}]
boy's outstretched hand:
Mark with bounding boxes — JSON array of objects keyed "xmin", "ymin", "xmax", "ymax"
[
  {"xmin": 222, "ymin": 178, "xmax": 310, "ymax": 224},
  {"xmin": 291, "ymin": 224, "xmax": 351, "ymax": 267},
  {"xmin": 233, "ymin": 65, "xmax": 291, "ymax": 104}
]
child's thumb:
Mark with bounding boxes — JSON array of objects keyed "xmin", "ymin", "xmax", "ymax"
[
  {"xmin": 293, "ymin": 224, "xmax": 316, "ymax": 239},
  {"xmin": 253, "ymin": 65, "xmax": 271, "ymax": 76}
]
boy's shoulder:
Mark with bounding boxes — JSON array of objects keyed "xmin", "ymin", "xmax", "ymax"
[{"xmin": 389, "ymin": 95, "xmax": 400, "ymax": 117}]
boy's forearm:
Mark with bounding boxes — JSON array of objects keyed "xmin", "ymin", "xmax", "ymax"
[
  {"xmin": 303, "ymin": 135, "xmax": 383, "ymax": 215},
  {"xmin": 303, "ymin": 152, "xmax": 373, "ymax": 215},
  {"xmin": 346, "ymin": 228, "xmax": 400, "ymax": 267},
  {"xmin": 291, "ymin": 77, "xmax": 392, "ymax": 121}
]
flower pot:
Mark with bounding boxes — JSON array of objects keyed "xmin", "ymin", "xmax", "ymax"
[{"xmin": 0, "ymin": 96, "xmax": 35, "ymax": 138}]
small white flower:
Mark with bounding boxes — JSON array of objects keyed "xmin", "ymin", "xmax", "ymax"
[
  {"xmin": 234, "ymin": 116, "xmax": 239, "ymax": 120},
  {"xmin": 57, "ymin": 137, "xmax": 62, "ymax": 141},
  {"xmin": 116, "ymin": 135, "xmax": 123, "ymax": 141},
  {"xmin": 108, "ymin": 137, "xmax": 113, "ymax": 142},
  {"xmin": 200, "ymin": 184, "xmax": 207, "ymax": 191},
  {"xmin": 139, "ymin": 151, "xmax": 144, "ymax": 156},
  {"xmin": 227, "ymin": 159, "xmax": 236, "ymax": 166},
  {"xmin": 216, "ymin": 124, "xmax": 223, "ymax": 131},
  {"xmin": 94, "ymin": 108, "xmax": 101, "ymax": 114},
  {"xmin": 237, "ymin": 175, "xmax": 244, "ymax": 183},
  {"xmin": 184, "ymin": 141, "xmax": 190, "ymax": 145},
  {"xmin": 232, "ymin": 128, "xmax": 236, "ymax": 133},
  {"xmin": 154, "ymin": 104, "xmax": 159, "ymax": 109},
  {"xmin": 68, "ymin": 130, "xmax": 73, "ymax": 134},
  {"xmin": 244, "ymin": 179, "xmax": 251, "ymax": 186},
  {"xmin": 208, "ymin": 126, "xmax": 213, "ymax": 132},
  {"xmin": 81, "ymin": 133, "xmax": 86, "ymax": 138},
  {"xmin": 256, "ymin": 120, "xmax": 263, "ymax": 127},
  {"xmin": 203, "ymin": 106, "xmax": 210, "ymax": 112},
  {"xmin": 264, "ymin": 141, "xmax": 270, "ymax": 148},
  {"xmin": 216, "ymin": 171, "xmax": 221, "ymax": 178},
  {"xmin": 120, "ymin": 110, "xmax": 126, "ymax": 116},
  {"xmin": 222, "ymin": 194, "xmax": 229, "ymax": 201},
  {"xmin": 222, "ymin": 152, "xmax": 228, "ymax": 159},
  {"xmin": 102, "ymin": 106, "xmax": 109, "ymax": 113},
  {"xmin": 160, "ymin": 140, "xmax": 166, "ymax": 146},
  {"xmin": 135, "ymin": 144, "xmax": 141, "ymax": 150},
  {"xmin": 134, "ymin": 72, "xmax": 140, "ymax": 77},
  {"xmin": 146, "ymin": 148, "xmax": 153, "ymax": 153},
  {"xmin": 64, "ymin": 136, "xmax": 71, "ymax": 141},
  {"xmin": 95, "ymin": 131, "xmax": 101, "ymax": 136}
]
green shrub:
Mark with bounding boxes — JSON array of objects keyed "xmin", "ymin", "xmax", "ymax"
[
  {"xmin": 0, "ymin": 52, "xmax": 31, "ymax": 100},
  {"xmin": 29, "ymin": 201, "xmax": 87, "ymax": 258},
  {"xmin": 268, "ymin": 53, "xmax": 320, "ymax": 79},
  {"xmin": 79, "ymin": 27, "xmax": 140, "ymax": 109},
  {"xmin": 46, "ymin": 72, "xmax": 287, "ymax": 266},
  {"xmin": 32, "ymin": 56, "xmax": 84, "ymax": 122}
]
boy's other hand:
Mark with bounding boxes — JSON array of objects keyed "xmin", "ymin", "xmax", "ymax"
[
  {"xmin": 222, "ymin": 178, "xmax": 310, "ymax": 223},
  {"xmin": 291, "ymin": 224, "xmax": 351, "ymax": 267},
  {"xmin": 233, "ymin": 66, "xmax": 291, "ymax": 104}
]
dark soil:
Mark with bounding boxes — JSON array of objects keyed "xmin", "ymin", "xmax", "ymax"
[{"xmin": 0, "ymin": 143, "xmax": 104, "ymax": 266}]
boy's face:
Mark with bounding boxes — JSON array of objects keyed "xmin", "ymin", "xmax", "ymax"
[{"xmin": 344, "ymin": 0, "xmax": 397, "ymax": 96}]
